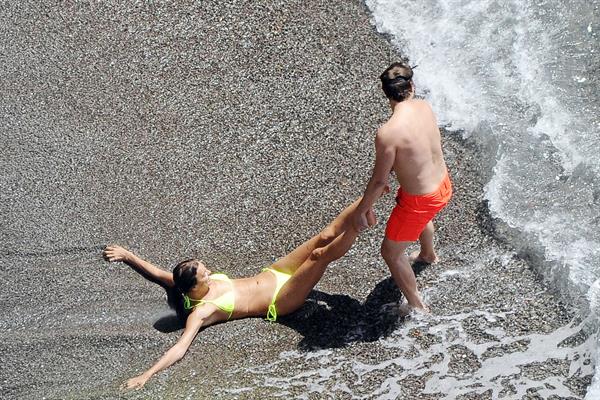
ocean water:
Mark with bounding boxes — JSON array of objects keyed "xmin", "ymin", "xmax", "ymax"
[{"xmin": 366, "ymin": 0, "xmax": 600, "ymax": 397}]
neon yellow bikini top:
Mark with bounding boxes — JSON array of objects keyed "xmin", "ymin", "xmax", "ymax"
[{"xmin": 183, "ymin": 273, "xmax": 235, "ymax": 319}]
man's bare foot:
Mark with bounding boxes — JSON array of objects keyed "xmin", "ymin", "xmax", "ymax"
[
  {"xmin": 397, "ymin": 301, "xmax": 431, "ymax": 317},
  {"xmin": 397, "ymin": 302, "xmax": 413, "ymax": 317},
  {"xmin": 409, "ymin": 250, "xmax": 438, "ymax": 265},
  {"xmin": 412, "ymin": 303, "xmax": 431, "ymax": 315}
]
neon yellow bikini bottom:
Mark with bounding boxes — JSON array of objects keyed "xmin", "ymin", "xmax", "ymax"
[{"xmin": 262, "ymin": 267, "xmax": 292, "ymax": 322}]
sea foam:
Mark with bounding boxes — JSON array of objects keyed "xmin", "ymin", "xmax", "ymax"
[{"xmin": 366, "ymin": 0, "xmax": 600, "ymax": 397}]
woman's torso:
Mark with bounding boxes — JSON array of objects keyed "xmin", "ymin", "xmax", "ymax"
[{"xmin": 198, "ymin": 270, "xmax": 278, "ymax": 322}]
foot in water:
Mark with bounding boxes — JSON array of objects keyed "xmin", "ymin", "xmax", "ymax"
[
  {"xmin": 409, "ymin": 250, "xmax": 438, "ymax": 265},
  {"xmin": 397, "ymin": 301, "xmax": 431, "ymax": 317}
]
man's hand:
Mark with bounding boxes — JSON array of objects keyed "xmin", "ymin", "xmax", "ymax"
[
  {"xmin": 352, "ymin": 208, "xmax": 377, "ymax": 232},
  {"xmin": 352, "ymin": 211, "xmax": 369, "ymax": 232},
  {"xmin": 121, "ymin": 374, "xmax": 149, "ymax": 391},
  {"xmin": 382, "ymin": 184, "xmax": 391, "ymax": 196},
  {"xmin": 366, "ymin": 208, "xmax": 377, "ymax": 227},
  {"xmin": 103, "ymin": 245, "xmax": 133, "ymax": 263}
]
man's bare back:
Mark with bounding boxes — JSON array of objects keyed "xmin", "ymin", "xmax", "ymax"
[
  {"xmin": 380, "ymin": 98, "xmax": 447, "ymax": 195},
  {"xmin": 353, "ymin": 61, "xmax": 453, "ymax": 312}
]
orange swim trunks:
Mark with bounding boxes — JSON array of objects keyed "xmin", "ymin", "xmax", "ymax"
[{"xmin": 385, "ymin": 171, "xmax": 452, "ymax": 242}]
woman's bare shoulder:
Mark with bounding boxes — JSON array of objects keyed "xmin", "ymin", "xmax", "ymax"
[{"xmin": 185, "ymin": 303, "xmax": 223, "ymax": 327}]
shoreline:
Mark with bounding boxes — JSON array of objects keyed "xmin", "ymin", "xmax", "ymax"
[{"xmin": 0, "ymin": 1, "xmax": 594, "ymax": 398}]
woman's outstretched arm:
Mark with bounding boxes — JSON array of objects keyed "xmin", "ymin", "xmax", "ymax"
[
  {"xmin": 103, "ymin": 245, "xmax": 174, "ymax": 288},
  {"xmin": 122, "ymin": 306, "xmax": 215, "ymax": 390}
]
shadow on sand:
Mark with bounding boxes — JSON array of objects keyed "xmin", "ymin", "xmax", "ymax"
[
  {"xmin": 281, "ymin": 261, "xmax": 431, "ymax": 350},
  {"xmin": 279, "ymin": 277, "xmax": 404, "ymax": 350}
]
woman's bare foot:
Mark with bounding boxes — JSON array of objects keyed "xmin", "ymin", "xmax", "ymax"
[{"xmin": 409, "ymin": 250, "xmax": 438, "ymax": 265}]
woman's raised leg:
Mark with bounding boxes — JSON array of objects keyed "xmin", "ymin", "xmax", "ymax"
[
  {"xmin": 273, "ymin": 227, "xmax": 360, "ymax": 315},
  {"xmin": 269, "ymin": 198, "xmax": 362, "ymax": 274}
]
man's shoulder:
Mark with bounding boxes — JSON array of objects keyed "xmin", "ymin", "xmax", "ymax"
[
  {"xmin": 376, "ymin": 122, "xmax": 406, "ymax": 147},
  {"xmin": 378, "ymin": 119, "xmax": 407, "ymax": 138}
]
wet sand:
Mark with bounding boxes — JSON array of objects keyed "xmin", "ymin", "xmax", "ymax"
[{"xmin": 0, "ymin": 1, "xmax": 594, "ymax": 399}]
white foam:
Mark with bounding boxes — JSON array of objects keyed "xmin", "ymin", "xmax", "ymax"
[
  {"xmin": 588, "ymin": 279, "xmax": 600, "ymax": 315},
  {"xmin": 223, "ymin": 312, "xmax": 595, "ymax": 398},
  {"xmin": 587, "ymin": 357, "xmax": 600, "ymax": 400},
  {"xmin": 366, "ymin": 0, "xmax": 600, "ymax": 395}
]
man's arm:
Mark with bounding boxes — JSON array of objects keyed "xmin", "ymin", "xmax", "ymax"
[{"xmin": 353, "ymin": 130, "xmax": 396, "ymax": 230}]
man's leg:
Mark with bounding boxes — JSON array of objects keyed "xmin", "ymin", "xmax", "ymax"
[
  {"xmin": 409, "ymin": 221, "xmax": 438, "ymax": 264},
  {"xmin": 381, "ymin": 237, "xmax": 428, "ymax": 311}
]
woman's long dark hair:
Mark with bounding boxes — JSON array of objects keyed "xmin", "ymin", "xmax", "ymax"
[{"xmin": 167, "ymin": 259, "xmax": 199, "ymax": 321}]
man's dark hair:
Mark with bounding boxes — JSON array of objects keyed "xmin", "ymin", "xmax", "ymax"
[{"xmin": 380, "ymin": 62, "xmax": 414, "ymax": 102}]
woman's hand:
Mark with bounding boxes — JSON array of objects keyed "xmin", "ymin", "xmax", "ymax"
[
  {"xmin": 121, "ymin": 374, "xmax": 149, "ymax": 391},
  {"xmin": 103, "ymin": 245, "xmax": 133, "ymax": 263}
]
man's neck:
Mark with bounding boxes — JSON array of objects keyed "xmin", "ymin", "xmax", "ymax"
[{"xmin": 389, "ymin": 92, "xmax": 415, "ymax": 112}]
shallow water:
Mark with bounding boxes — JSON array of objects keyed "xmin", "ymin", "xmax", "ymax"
[
  {"xmin": 366, "ymin": 0, "xmax": 600, "ymax": 396},
  {"xmin": 218, "ymin": 313, "xmax": 595, "ymax": 399}
]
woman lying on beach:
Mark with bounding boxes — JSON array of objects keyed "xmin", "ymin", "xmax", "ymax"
[{"xmin": 104, "ymin": 198, "xmax": 371, "ymax": 390}]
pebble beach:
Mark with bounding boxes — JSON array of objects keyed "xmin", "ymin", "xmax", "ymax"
[{"xmin": 0, "ymin": 1, "xmax": 594, "ymax": 398}]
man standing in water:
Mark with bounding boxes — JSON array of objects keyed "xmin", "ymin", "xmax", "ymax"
[{"xmin": 353, "ymin": 62, "xmax": 452, "ymax": 312}]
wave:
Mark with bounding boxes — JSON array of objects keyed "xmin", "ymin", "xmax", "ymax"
[{"xmin": 366, "ymin": 0, "xmax": 600, "ymax": 397}]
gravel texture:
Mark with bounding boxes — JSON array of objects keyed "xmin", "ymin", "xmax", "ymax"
[{"xmin": 0, "ymin": 1, "xmax": 594, "ymax": 399}]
